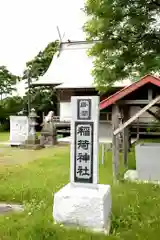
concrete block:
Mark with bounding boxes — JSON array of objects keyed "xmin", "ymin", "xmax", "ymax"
[
  {"xmin": 135, "ymin": 143, "xmax": 160, "ymax": 181},
  {"xmin": 53, "ymin": 183, "xmax": 111, "ymax": 234}
]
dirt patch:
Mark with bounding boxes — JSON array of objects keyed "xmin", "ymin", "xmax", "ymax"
[{"xmin": 0, "ymin": 145, "xmax": 68, "ymax": 166}]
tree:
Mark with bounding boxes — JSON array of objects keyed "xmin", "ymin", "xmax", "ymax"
[
  {"xmin": 23, "ymin": 40, "xmax": 59, "ymax": 80},
  {"xmin": 23, "ymin": 40, "xmax": 59, "ymax": 116},
  {"xmin": 0, "ymin": 96, "xmax": 25, "ymax": 131},
  {"xmin": 84, "ymin": 0, "xmax": 160, "ymax": 91},
  {"xmin": 2, "ymin": 96, "xmax": 25, "ymax": 116},
  {"xmin": 0, "ymin": 66, "xmax": 19, "ymax": 100},
  {"xmin": 23, "ymin": 86, "xmax": 57, "ymax": 118}
]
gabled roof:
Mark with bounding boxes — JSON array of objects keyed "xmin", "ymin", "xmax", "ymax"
[
  {"xmin": 32, "ymin": 40, "xmax": 132, "ymax": 89},
  {"xmin": 100, "ymin": 75, "xmax": 160, "ymax": 110},
  {"xmin": 32, "ymin": 41, "xmax": 94, "ymax": 88}
]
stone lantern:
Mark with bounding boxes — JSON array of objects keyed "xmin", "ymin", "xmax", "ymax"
[
  {"xmin": 22, "ymin": 108, "xmax": 44, "ymax": 149},
  {"xmin": 28, "ymin": 108, "xmax": 38, "ymax": 140}
]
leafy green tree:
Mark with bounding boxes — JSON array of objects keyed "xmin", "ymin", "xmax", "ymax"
[
  {"xmin": 23, "ymin": 86, "xmax": 57, "ymax": 118},
  {"xmin": 84, "ymin": 0, "xmax": 160, "ymax": 91},
  {"xmin": 0, "ymin": 96, "xmax": 25, "ymax": 131},
  {"xmin": 2, "ymin": 96, "xmax": 25, "ymax": 116},
  {"xmin": 0, "ymin": 104, "xmax": 6, "ymax": 124},
  {"xmin": 23, "ymin": 40, "xmax": 59, "ymax": 116},
  {"xmin": 0, "ymin": 66, "xmax": 19, "ymax": 100},
  {"xmin": 23, "ymin": 40, "xmax": 59, "ymax": 80}
]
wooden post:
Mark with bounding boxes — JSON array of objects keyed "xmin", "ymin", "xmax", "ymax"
[
  {"xmin": 56, "ymin": 90, "xmax": 61, "ymax": 118},
  {"xmin": 122, "ymin": 106, "xmax": 129, "ymax": 167},
  {"xmin": 112, "ymin": 105, "xmax": 120, "ymax": 181},
  {"xmin": 27, "ymin": 74, "xmax": 31, "ymax": 115}
]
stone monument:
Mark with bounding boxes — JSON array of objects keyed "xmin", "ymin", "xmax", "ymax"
[
  {"xmin": 40, "ymin": 111, "xmax": 57, "ymax": 147},
  {"xmin": 53, "ymin": 96, "xmax": 112, "ymax": 234},
  {"xmin": 124, "ymin": 142, "xmax": 160, "ymax": 183},
  {"xmin": 10, "ymin": 115, "xmax": 29, "ymax": 146}
]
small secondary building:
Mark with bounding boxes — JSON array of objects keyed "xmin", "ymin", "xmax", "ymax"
[
  {"xmin": 100, "ymin": 74, "xmax": 160, "ymax": 180},
  {"xmin": 33, "ymin": 41, "xmax": 158, "ymax": 139}
]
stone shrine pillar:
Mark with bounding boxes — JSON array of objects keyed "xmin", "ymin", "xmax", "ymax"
[{"xmin": 53, "ymin": 96, "xmax": 112, "ymax": 234}]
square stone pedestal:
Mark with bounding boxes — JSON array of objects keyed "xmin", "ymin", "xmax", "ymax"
[
  {"xmin": 20, "ymin": 136, "xmax": 44, "ymax": 150},
  {"xmin": 53, "ymin": 183, "xmax": 111, "ymax": 234}
]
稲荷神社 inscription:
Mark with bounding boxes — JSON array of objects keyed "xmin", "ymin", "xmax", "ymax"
[
  {"xmin": 71, "ymin": 97, "xmax": 99, "ymax": 184},
  {"xmin": 75, "ymin": 122, "xmax": 93, "ymax": 183}
]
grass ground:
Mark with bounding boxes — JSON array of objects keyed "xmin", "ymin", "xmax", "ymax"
[
  {"xmin": 0, "ymin": 132, "xmax": 9, "ymax": 142},
  {"xmin": 0, "ymin": 133, "xmax": 160, "ymax": 239}
]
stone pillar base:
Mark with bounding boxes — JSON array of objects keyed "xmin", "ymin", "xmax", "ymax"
[
  {"xmin": 20, "ymin": 136, "xmax": 44, "ymax": 150},
  {"xmin": 53, "ymin": 183, "xmax": 112, "ymax": 235}
]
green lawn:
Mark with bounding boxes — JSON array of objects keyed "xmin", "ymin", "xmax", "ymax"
[
  {"xmin": 0, "ymin": 140, "xmax": 160, "ymax": 239},
  {"xmin": 0, "ymin": 132, "xmax": 9, "ymax": 142}
]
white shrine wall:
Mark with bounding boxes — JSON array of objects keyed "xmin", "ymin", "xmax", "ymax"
[{"xmin": 59, "ymin": 102, "xmax": 71, "ymax": 122}]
